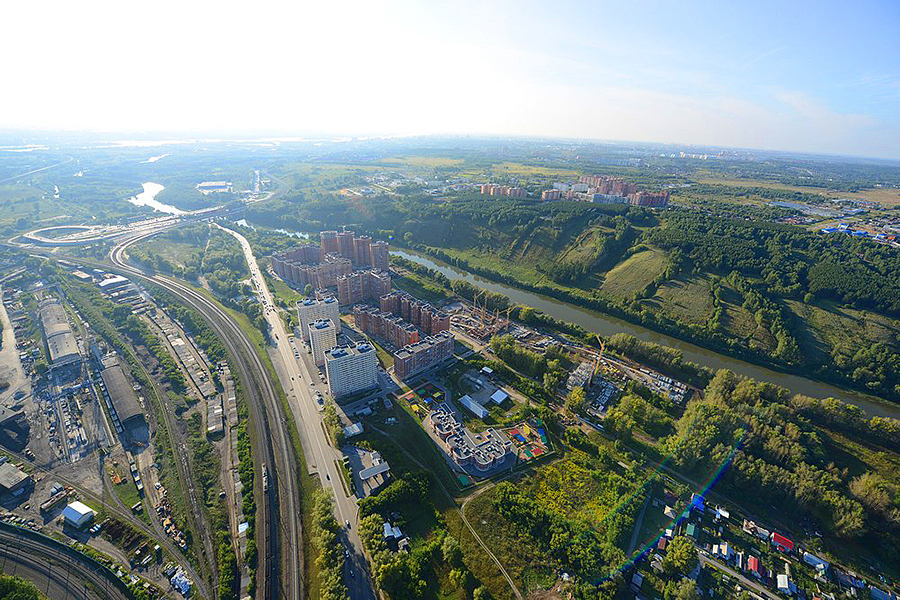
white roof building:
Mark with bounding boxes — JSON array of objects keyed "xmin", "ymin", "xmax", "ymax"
[
  {"xmin": 63, "ymin": 501, "xmax": 96, "ymax": 528},
  {"xmin": 309, "ymin": 319, "xmax": 337, "ymax": 366},
  {"xmin": 489, "ymin": 389, "xmax": 508, "ymax": 405},
  {"xmin": 458, "ymin": 395, "xmax": 488, "ymax": 419}
]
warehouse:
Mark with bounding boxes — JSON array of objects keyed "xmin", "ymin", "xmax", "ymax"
[
  {"xmin": 99, "ymin": 355, "xmax": 146, "ymax": 442},
  {"xmin": 0, "ymin": 462, "xmax": 32, "ymax": 497},
  {"xmin": 62, "ymin": 501, "xmax": 96, "ymax": 529},
  {"xmin": 38, "ymin": 298, "xmax": 81, "ymax": 369}
]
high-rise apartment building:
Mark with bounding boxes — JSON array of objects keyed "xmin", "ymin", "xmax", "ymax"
[
  {"xmin": 370, "ymin": 240, "xmax": 389, "ymax": 271},
  {"xmin": 353, "ymin": 235, "xmax": 372, "ymax": 267},
  {"xmin": 379, "ymin": 292, "xmax": 450, "ymax": 335},
  {"xmin": 353, "ymin": 306, "xmax": 419, "ymax": 348},
  {"xmin": 337, "ymin": 230, "xmax": 356, "ymax": 261},
  {"xmin": 296, "ymin": 296, "xmax": 340, "ymax": 341},
  {"xmin": 320, "ymin": 231, "xmax": 339, "ymax": 256},
  {"xmin": 324, "ymin": 343, "xmax": 378, "ymax": 398},
  {"xmin": 336, "ymin": 270, "xmax": 391, "ymax": 306},
  {"xmin": 308, "ymin": 319, "xmax": 337, "ymax": 366}
]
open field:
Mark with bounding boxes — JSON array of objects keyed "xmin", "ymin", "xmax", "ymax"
[
  {"xmin": 645, "ymin": 275, "xmax": 714, "ymax": 326},
  {"xmin": 599, "ymin": 247, "xmax": 668, "ymax": 300},
  {"xmin": 786, "ymin": 299, "xmax": 900, "ymax": 363},
  {"xmin": 377, "ymin": 156, "xmax": 464, "ymax": 167},
  {"xmin": 695, "ymin": 176, "xmax": 900, "ymax": 207},
  {"xmin": 488, "ymin": 161, "xmax": 580, "ymax": 177}
]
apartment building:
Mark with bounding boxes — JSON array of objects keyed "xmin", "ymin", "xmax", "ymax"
[
  {"xmin": 336, "ymin": 269, "xmax": 391, "ymax": 306},
  {"xmin": 393, "ymin": 331, "xmax": 454, "ymax": 380},
  {"xmin": 324, "ymin": 343, "xmax": 378, "ymax": 398},
  {"xmin": 379, "ymin": 291, "xmax": 450, "ymax": 335},
  {"xmin": 353, "ymin": 305, "xmax": 419, "ymax": 348},
  {"xmin": 308, "ymin": 319, "xmax": 337, "ymax": 366},
  {"xmin": 296, "ymin": 296, "xmax": 340, "ymax": 341}
]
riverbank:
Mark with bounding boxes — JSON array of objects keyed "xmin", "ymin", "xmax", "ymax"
[{"xmin": 390, "ymin": 247, "xmax": 900, "ymax": 419}]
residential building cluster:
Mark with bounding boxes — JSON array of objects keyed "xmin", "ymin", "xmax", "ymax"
[
  {"xmin": 324, "ymin": 343, "xmax": 378, "ymax": 398},
  {"xmin": 270, "ymin": 229, "xmax": 390, "ymax": 295},
  {"xmin": 479, "ymin": 184, "xmax": 527, "ymax": 199},
  {"xmin": 393, "ymin": 331, "xmax": 455, "ymax": 380},
  {"xmin": 540, "ymin": 174, "xmax": 669, "ymax": 207},
  {"xmin": 428, "ymin": 402, "xmax": 514, "ymax": 474},
  {"xmin": 379, "ymin": 292, "xmax": 451, "ymax": 335},
  {"xmin": 271, "ymin": 248, "xmax": 352, "ymax": 289},
  {"xmin": 353, "ymin": 306, "xmax": 419, "ymax": 349},
  {"xmin": 319, "ymin": 230, "xmax": 390, "ymax": 271},
  {"xmin": 336, "ymin": 269, "xmax": 391, "ymax": 306}
]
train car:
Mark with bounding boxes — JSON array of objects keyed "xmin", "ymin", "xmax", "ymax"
[{"xmin": 262, "ymin": 463, "xmax": 269, "ymax": 492}]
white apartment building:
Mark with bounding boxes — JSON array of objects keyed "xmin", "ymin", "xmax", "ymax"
[
  {"xmin": 309, "ymin": 319, "xmax": 338, "ymax": 366},
  {"xmin": 324, "ymin": 343, "xmax": 378, "ymax": 398},
  {"xmin": 296, "ymin": 297, "xmax": 340, "ymax": 341}
]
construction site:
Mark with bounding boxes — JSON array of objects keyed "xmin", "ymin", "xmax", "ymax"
[{"xmin": 449, "ymin": 291, "xmax": 513, "ymax": 340}]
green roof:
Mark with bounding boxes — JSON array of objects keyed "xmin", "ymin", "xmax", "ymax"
[{"xmin": 686, "ymin": 523, "xmax": 697, "ymax": 537}]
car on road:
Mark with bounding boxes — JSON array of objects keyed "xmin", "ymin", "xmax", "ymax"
[{"xmin": 345, "ymin": 520, "xmax": 351, "ymax": 529}]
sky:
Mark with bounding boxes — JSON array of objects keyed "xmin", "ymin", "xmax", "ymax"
[{"xmin": 3, "ymin": 0, "xmax": 899, "ymax": 158}]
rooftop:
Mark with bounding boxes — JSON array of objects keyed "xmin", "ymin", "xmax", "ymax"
[
  {"xmin": 100, "ymin": 356, "xmax": 144, "ymax": 425},
  {"xmin": 0, "ymin": 463, "xmax": 29, "ymax": 491}
]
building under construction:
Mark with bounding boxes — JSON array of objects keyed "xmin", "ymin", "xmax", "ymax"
[{"xmin": 451, "ymin": 292, "xmax": 512, "ymax": 340}]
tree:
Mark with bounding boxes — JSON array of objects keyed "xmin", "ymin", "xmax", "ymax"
[
  {"xmin": 664, "ymin": 578, "xmax": 699, "ymax": 600},
  {"xmin": 304, "ymin": 283, "xmax": 313, "ymax": 296},
  {"xmin": 566, "ymin": 387, "xmax": 587, "ymax": 414},
  {"xmin": 473, "ymin": 586, "xmax": 490, "ymax": 600},
  {"xmin": 662, "ymin": 536, "xmax": 698, "ymax": 576}
]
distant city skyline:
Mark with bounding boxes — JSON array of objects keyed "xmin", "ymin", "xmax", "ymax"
[{"xmin": 2, "ymin": 0, "xmax": 898, "ymax": 159}]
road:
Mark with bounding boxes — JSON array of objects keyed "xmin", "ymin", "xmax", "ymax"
[
  {"xmin": 0, "ymin": 156, "xmax": 73, "ymax": 185},
  {"xmin": 215, "ymin": 224, "xmax": 377, "ymax": 600},
  {"xmin": 110, "ymin": 230, "xmax": 302, "ymax": 600},
  {"xmin": 0, "ymin": 525, "xmax": 131, "ymax": 600},
  {"xmin": 699, "ymin": 554, "xmax": 782, "ymax": 600}
]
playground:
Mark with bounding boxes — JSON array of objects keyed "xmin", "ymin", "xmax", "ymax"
[
  {"xmin": 401, "ymin": 381, "xmax": 446, "ymax": 418},
  {"xmin": 503, "ymin": 420, "xmax": 549, "ymax": 462}
]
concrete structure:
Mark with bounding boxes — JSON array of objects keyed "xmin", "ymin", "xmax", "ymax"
[
  {"xmin": 0, "ymin": 462, "xmax": 31, "ymax": 496},
  {"xmin": 566, "ymin": 361, "xmax": 593, "ymax": 391},
  {"xmin": 38, "ymin": 298, "xmax": 80, "ymax": 369},
  {"xmin": 308, "ymin": 319, "xmax": 337, "ymax": 366},
  {"xmin": 62, "ymin": 501, "xmax": 96, "ymax": 529},
  {"xmin": 99, "ymin": 355, "xmax": 146, "ymax": 436},
  {"xmin": 98, "ymin": 275, "xmax": 130, "ymax": 292},
  {"xmin": 370, "ymin": 241, "xmax": 389, "ymax": 271},
  {"xmin": 324, "ymin": 343, "xmax": 378, "ymax": 398},
  {"xmin": 429, "ymin": 403, "xmax": 513, "ymax": 474},
  {"xmin": 296, "ymin": 297, "xmax": 340, "ymax": 341},
  {"xmin": 393, "ymin": 331, "xmax": 455, "ymax": 380},
  {"xmin": 336, "ymin": 270, "xmax": 391, "ymax": 306}
]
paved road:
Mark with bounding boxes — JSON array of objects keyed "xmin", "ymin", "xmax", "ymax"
[
  {"xmin": 216, "ymin": 224, "xmax": 377, "ymax": 600},
  {"xmin": 110, "ymin": 231, "xmax": 302, "ymax": 600}
]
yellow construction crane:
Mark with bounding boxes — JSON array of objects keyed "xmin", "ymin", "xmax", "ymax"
[{"xmin": 592, "ymin": 334, "xmax": 606, "ymax": 378}]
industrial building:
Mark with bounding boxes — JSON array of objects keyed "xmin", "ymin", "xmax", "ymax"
[
  {"xmin": 308, "ymin": 319, "xmax": 337, "ymax": 366},
  {"xmin": 62, "ymin": 501, "xmax": 96, "ymax": 529},
  {"xmin": 336, "ymin": 269, "xmax": 391, "ymax": 306},
  {"xmin": 0, "ymin": 462, "xmax": 31, "ymax": 497},
  {"xmin": 196, "ymin": 181, "xmax": 233, "ymax": 194},
  {"xmin": 99, "ymin": 355, "xmax": 146, "ymax": 440},
  {"xmin": 393, "ymin": 331, "xmax": 455, "ymax": 380},
  {"xmin": 38, "ymin": 298, "xmax": 81, "ymax": 369},
  {"xmin": 324, "ymin": 343, "xmax": 378, "ymax": 398},
  {"xmin": 296, "ymin": 297, "xmax": 340, "ymax": 341},
  {"xmin": 429, "ymin": 403, "xmax": 513, "ymax": 475}
]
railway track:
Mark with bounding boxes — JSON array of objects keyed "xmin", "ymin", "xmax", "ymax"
[{"xmin": 109, "ymin": 231, "xmax": 302, "ymax": 600}]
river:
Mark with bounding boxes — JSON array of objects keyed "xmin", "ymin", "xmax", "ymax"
[
  {"xmin": 126, "ymin": 182, "xmax": 184, "ymax": 215},
  {"xmin": 391, "ymin": 248, "xmax": 900, "ymax": 419}
]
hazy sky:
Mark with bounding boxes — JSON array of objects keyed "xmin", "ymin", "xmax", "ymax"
[{"xmin": 4, "ymin": 0, "xmax": 899, "ymax": 158}]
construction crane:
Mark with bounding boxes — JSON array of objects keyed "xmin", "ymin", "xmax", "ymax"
[{"xmin": 592, "ymin": 334, "xmax": 606, "ymax": 382}]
